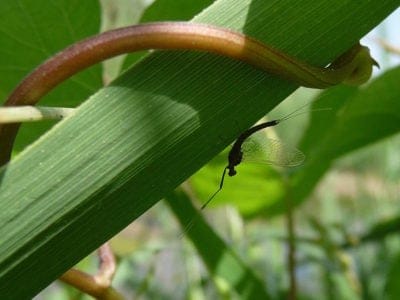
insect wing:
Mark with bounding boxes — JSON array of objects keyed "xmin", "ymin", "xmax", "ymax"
[{"xmin": 241, "ymin": 135, "xmax": 305, "ymax": 167}]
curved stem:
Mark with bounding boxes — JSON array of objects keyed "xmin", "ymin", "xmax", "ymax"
[
  {"xmin": 59, "ymin": 243, "xmax": 122, "ymax": 300},
  {"xmin": 0, "ymin": 22, "xmax": 376, "ymax": 166}
]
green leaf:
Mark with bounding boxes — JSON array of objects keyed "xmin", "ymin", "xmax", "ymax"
[
  {"xmin": 266, "ymin": 66, "xmax": 400, "ymax": 215},
  {"xmin": 342, "ymin": 215, "xmax": 400, "ymax": 248},
  {"xmin": 0, "ymin": 0, "xmax": 101, "ymax": 154},
  {"xmin": 384, "ymin": 252, "xmax": 400, "ymax": 299},
  {"xmin": 121, "ymin": 0, "xmax": 213, "ymax": 71},
  {"xmin": 190, "ymin": 149, "xmax": 285, "ymax": 217},
  {"xmin": 165, "ymin": 190, "xmax": 271, "ymax": 299},
  {"xmin": 192, "ymin": 67, "xmax": 400, "ymax": 217},
  {"xmin": 141, "ymin": 0, "xmax": 214, "ymax": 22},
  {"xmin": 0, "ymin": 0, "xmax": 399, "ymax": 298}
]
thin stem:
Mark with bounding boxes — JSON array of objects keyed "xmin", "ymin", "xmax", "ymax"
[
  {"xmin": 59, "ymin": 243, "xmax": 123, "ymax": 300},
  {"xmin": 285, "ymin": 180, "xmax": 297, "ymax": 300},
  {"xmin": 0, "ymin": 22, "xmax": 376, "ymax": 166},
  {"xmin": 95, "ymin": 243, "xmax": 117, "ymax": 287},
  {"xmin": 0, "ymin": 106, "xmax": 75, "ymax": 124},
  {"xmin": 375, "ymin": 37, "xmax": 400, "ymax": 56}
]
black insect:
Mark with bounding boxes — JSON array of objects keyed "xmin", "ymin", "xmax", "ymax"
[{"xmin": 200, "ymin": 103, "xmax": 321, "ymax": 210}]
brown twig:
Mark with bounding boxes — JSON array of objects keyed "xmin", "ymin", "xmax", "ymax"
[
  {"xmin": 374, "ymin": 37, "xmax": 400, "ymax": 56},
  {"xmin": 59, "ymin": 243, "xmax": 124, "ymax": 300}
]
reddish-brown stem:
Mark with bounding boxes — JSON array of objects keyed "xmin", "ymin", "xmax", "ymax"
[{"xmin": 0, "ymin": 22, "xmax": 374, "ymax": 166}]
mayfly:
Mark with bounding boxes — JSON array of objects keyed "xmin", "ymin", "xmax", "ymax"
[
  {"xmin": 200, "ymin": 103, "xmax": 328, "ymax": 210},
  {"xmin": 181, "ymin": 103, "xmax": 329, "ymax": 236}
]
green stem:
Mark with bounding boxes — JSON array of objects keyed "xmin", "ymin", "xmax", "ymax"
[{"xmin": 0, "ymin": 106, "xmax": 74, "ymax": 124}]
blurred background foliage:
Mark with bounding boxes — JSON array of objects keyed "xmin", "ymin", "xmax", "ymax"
[{"xmin": 24, "ymin": 0, "xmax": 400, "ymax": 299}]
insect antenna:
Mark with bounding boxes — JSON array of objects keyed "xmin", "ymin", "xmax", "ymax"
[{"xmin": 278, "ymin": 102, "xmax": 331, "ymax": 123}]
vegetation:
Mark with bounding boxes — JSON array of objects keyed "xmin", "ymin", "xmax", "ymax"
[{"xmin": 0, "ymin": 0, "xmax": 399, "ymax": 299}]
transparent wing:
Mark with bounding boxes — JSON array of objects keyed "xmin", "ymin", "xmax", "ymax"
[{"xmin": 241, "ymin": 133, "xmax": 305, "ymax": 167}]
